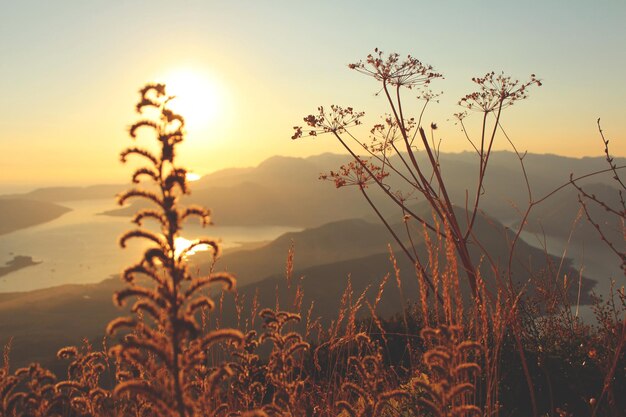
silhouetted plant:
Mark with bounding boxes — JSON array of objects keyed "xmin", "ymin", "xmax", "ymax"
[
  {"xmin": 412, "ymin": 325, "xmax": 482, "ymax": 417},
  {"xmin": 1, "ymin": 362, "xmax": 63, "ymax": 417},
  {"xmin": 335, "ymin": 341, "xmax": 412, "ymax": 417},
  {"xmin": 293, "ymin": 48, "xmax": 541, "ymax": 301},
  {"xmin": 106, "ymin": 83, "xmax": 244, "ymax": 417},
  {"xmin": 257, "ymin": 309, "xmax": 309, "ymax": 416},
  {"xmin": 223, "ymin": 330, "xmax": 267, "ymax": 414},
  {"xmin": 55, "ymin": 340, "xmax": 112, "ymax": 416},
  {"xmin": 293, "ymin": 48, "xmax": 542, "ymax": 415}
]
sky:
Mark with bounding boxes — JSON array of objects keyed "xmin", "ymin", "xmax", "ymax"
[{"xmin": 1, "ymin": 0, "xmax": 625, "ymax": 190}]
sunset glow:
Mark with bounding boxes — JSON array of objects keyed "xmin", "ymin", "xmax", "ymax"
[
  {"xmin": 174, "ymin": 236, "xmax": 211, "ymax": 259},
  {"xmin": 161, "ymin": 69, "xmax": 222, "ymax": 130},
  {"xmin": 186, "ymin": 172, "xmax": 201, "ymax": 182},
  {"xmin": 1, "ymin": 2, "xmax": 624, "ymax": 189},
  {"xmin": 2, "ymin": 3, "xmax": 626, "ymax": 414}
]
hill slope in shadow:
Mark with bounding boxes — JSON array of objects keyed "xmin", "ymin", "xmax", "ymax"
[{"xmin": 0, "ymin": 199, "xmax": 71, "ymax": 235}]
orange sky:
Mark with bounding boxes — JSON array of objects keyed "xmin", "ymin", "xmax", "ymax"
[{"xmin": 1, "ymin": 1, "xmax": 625, "ymax": 191}]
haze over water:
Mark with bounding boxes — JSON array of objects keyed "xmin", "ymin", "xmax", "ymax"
[{"xmin": 0, "ymin": 199, "xmax": 299, "ymax": 293}]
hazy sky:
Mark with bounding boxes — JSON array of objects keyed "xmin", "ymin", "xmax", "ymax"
[{"xmin": 1, "ymin": 0, "xmax": 625, "ymax": 190}]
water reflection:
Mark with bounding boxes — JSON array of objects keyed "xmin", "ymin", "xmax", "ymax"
[
  {"xmin": 0, "ymin": 199, "xmax": 301, "ymax": 293},
  {"xmin": 174, "ymin": 236, "xmax": 212, "ymax": 258}
]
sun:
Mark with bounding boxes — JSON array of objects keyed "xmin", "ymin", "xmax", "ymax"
[{"xmin": 160, "ymin": 69, "xmax": 221, "ymax": 129}]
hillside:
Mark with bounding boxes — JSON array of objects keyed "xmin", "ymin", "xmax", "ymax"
[
  {"xmin": 522, "ymin": 182, "xmax": 625, "ymax": 249},
  {"xmin": 0, "ymin": 198, "xmax": 71, "ymax": 235},
  {"xmin": 0, "ymin": 184, "xmax": 124, "ymax": 203},
  {"xmin": 5, "ymin": 152, "xmax": 622, "ymax": 229},
  {"xmin": 199, "ymin": 205, "xmax": 596, "ymax": 297},
  {"xmin": 192, "ymin": 218, "xmax": 391, "ymax": 284},
  {"xmin": 102, "ymin": 152, "xmax": 625, "ymax": 227}
]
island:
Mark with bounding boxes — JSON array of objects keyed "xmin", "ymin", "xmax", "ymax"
[{"xmin": 0, "ymin": 255, "xmax": 42, "ymax": 278}]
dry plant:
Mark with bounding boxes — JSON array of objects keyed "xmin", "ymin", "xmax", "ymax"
[
  {"xmin": 257, "ymin": 309, "xmax": 309, "ymax": 416},
  {"xmin": 223, "ymin": 330, "xmax": 266, "ymax": 414},
  {"xmin": 335, "ymin": 337, "xmax": 411, "ymax": 417},
  {"xmin": 291, "ymin": 49, "xmax": 572, "ymax": 417},
  {"xmin": 412, "ymin": 325, "xmax": 481, "ymax": 417},
  {"xmin": 106, "ymin": 83, "xmax": 244, "ymax": 417},
  {"xmin": 293, "ymin": 48, "xmax": 541, "ymax": 302},
  {"xmin": 292, "ymin": 53, "xmax": 544, "ymax": 412},
  {"xmin": 55, "ymin": 340, "xmax": 112, "ymax": 416}
]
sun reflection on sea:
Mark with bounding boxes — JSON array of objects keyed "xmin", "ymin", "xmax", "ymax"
[{"xmin": 186, "ymin": 172, "xmax": 201, "ymax": 182}]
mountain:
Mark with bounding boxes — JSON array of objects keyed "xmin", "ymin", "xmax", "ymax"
[
  {"xmin": 192, "ymin": 218, "xmax": 391, "ymax": 284},
  {"xmin": 0, "ymin": 184, "xmax": 124, "ymax": 203},
  {"xmin": 102, "ymin": 154, "xmax": 371, "ymax": 227},
  {"xmin": 0, "ymin": 199, "xmax": 71, "ymax": 235},
  {"xmin": 101, "ymin": 152, "xmax": 625, "ymax": 228},
  {"xmin": 0, "ymin": 152, "xmax": 614, "ymax": 372},
  {"xmin": 0, "ymin": 278, "xmax": 121, "ymax": 374},
  {"xmin": 199, "ymin": 204, "xmax": 596, "ymax": 297},
  {"xmin": 4, "ymin": 152, "xmax": 622, "ymax": 229},
  {"xmin": 522, "ymin": 182, "xmax": 625, "ymax": 251}
]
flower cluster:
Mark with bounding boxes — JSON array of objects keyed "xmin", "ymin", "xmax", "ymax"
[
  {"xmin": 292, "ymin": 105, "xmax": 364, "ymax": 139},
  {"xmin": 416, "ymin": 89, "xmax": 442, "ymax": 102},
  {"xmin": 348, "ymin": 48, "xmax": 443, "ymax": 89},
  {"xmin": 459, "ymin": 72, "xmax": 542, "ymax": 112},
  {"xmin": 367, "ymin": 115, "xmax": 415, "ymax": 153},
  {"xmin": 319, "ymin": 159, "xmax": 388, "ymax": 189}
]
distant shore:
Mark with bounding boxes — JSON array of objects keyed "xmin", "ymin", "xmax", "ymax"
[{"xmin": 0, "ymin": 198, "xmax": 71, "ymax": 235}]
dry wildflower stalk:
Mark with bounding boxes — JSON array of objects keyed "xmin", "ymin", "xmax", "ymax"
[
  {"xmin": 570, "ymin": 120, "xmax": 626, "ymax": 273},
  {"xmin": 293, "ymin": 49, "xmax": 544, "ymax": 415},
  {"xmin": 293, "ymin": 48, "xmax": 541, "ymax": 303},
  {"xmin": 55, "ymin": 340, "xmax": 112, "ymax": 416},
  {"xmin": 257, "ymin": 309, "xmax": 310, "ymax": 416},
  {"xmin": 1, "ymin": 362, "xmax": 60, "ymax": 417},
  {"xmin": 224, "ymin": 331, "xmax": 266, "ymax": 414},
  {"xmin": 0, "ymin": 357, "xmax": 26, "ymax": 416},
  {"xmin": 107, "ymin": 83, "xmax": 244, "ymax": 417},
  {"xmin": 336, "ymin": 348, "xmax": 411, "ymax": 417},
  {"xmin": 413, "ymin": 325, "xmax": 482, "ymax": 417}
]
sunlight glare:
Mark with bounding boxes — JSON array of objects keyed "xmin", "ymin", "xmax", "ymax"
[
  {"xmin": 186, "ymin": 172, "xmax": 201, "ymax": 182},
  {"xmin": 161, "ymin": 69, "xmax": 221, "ymax": 130},
  {"xmin": 174, "ymin": 236, "xmax": 211, "ymax": 259}
]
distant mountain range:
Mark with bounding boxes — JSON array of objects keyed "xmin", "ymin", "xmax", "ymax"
[
  {"xmin": 0, "ymin": 184, "xmax": 123, "ymax": 203},
  {"xmin": 102, "ymin": 152, "xmax": 625, "ymax": 228},
  {"xmin": 4, "ymin": 151, "xmax": 623, "ymax": 231}
]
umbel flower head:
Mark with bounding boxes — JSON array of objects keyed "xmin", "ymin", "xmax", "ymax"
[
  {"xmin": 459, "ymin": 71, "xmax": 542, "ymax": 113},
  {"xmin": 291, "ymin": 104, "xmax": 364, "ymax": 140},
  {"xmin": 348, "ymin": 48, "xmax": 443, "ymax": 89},
  {"xmin": 319, "ymin": 159, "xmax": 389, "ymax": 189}
]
